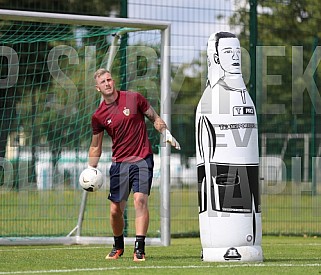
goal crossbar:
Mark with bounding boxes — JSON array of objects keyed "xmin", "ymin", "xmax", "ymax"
[{"xmin": 0, "ymin": 9, "xmax": 171, "ymax": 30}]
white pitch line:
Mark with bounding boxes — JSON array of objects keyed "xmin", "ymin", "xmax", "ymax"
[
  {"xmin": 1, "ymin": 263, "xmax": 321, "ymax": 274},
  {"xmin": 0, "ymin": 246, "xmax": 107, "ymax": 252},
  {"xmin": 0, "ymin": 266, "xmax": 211, "ymax": 274},
  {"xmin": 217, "ymin": 263, "xmax": 321, "ymax": 268}
]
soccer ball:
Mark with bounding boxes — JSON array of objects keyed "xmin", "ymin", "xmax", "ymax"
[{"xmin": 79, "ymin": 167, "xmax": 103, "ymax": 192}]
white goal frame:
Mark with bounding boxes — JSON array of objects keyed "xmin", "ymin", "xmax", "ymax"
[{"xmin": 0, "ymin": 9, "xmax": 172, "ymax": 246}]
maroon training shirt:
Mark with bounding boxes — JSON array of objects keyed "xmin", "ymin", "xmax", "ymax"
[{"xmin": 91, "ymin": 90, "xmax": 153, "ymax": 162}]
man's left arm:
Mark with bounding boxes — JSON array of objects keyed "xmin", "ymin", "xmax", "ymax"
[{"xmin": 144, "ymin": 106, "xmax": 181, "ymax": 150}]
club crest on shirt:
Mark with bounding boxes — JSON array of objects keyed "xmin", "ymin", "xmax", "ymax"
[{"xmin": 123, "ymin": 107, "xmax": 130, "ymax": 116}]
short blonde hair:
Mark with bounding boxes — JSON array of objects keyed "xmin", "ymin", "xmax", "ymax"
[{"xmin": 94, "ymin": 68, "xmax": 111, "ymax": 80}]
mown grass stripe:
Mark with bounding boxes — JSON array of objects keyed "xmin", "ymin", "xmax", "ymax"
[{"xmin": 1, "ymin": 263, "xmax": 321, "ymax": 274}]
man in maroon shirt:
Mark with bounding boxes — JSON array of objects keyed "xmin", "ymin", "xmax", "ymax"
[{"xmin": 88, "ymin": 68, "xmax": 180, "ymax": 262}]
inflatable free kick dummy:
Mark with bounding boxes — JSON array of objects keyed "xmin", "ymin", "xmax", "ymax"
[{"xmin": 195, "ymin": 32, "xmax": 263, "ymax": 262}]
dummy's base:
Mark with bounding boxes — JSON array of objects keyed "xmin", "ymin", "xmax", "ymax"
[{"xmin": 201, "ymin": 245, "xmax": 263, "ymax": 262}]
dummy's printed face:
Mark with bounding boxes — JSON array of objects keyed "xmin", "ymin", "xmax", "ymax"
[{"xmin": 217, "ymin": 37, "xmax": 241, "ymax": 74}]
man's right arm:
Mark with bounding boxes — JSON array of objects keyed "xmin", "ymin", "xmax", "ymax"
[{"xmin": 88, "ymin": 132, "xmax": 104, "ymax": 168}]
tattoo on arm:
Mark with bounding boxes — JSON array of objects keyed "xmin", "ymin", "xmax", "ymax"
[
  {"xmin": 145, "ymin": 106, "xmax": 167, "ymax": 133},
  {"xmin": 144, "ymin": 106, "xmax": 157, "ymax": 122}
]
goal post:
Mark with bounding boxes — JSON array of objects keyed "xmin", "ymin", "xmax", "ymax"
[{"xmin": 0, "ymin": 9, "xmax": 172, "ymax": 246}]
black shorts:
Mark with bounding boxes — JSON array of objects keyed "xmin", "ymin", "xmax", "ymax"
[{"xmin": 108, "ymin": 155, "xmax": 154, "ymax": 202}]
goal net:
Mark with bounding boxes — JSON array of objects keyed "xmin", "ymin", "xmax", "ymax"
[{"xmin": 0, "ymin": 10, "xmax": 171, "ymax": 245}]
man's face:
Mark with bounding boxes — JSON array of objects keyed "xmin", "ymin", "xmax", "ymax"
[
  {"xmin": 217, "ymin": 37, "xmax": 241, "ymax": 74},
  {"xmin": 95, "ymin": 72, "xmax": 115, "ymax": 95}
]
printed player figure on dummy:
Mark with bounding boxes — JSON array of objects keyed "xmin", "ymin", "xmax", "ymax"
[{"xmin": 195, "ymin": 32, "xmax": 263, "ymax": 262}]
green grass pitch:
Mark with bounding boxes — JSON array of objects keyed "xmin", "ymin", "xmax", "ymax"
[{"xmin": 1, "ymin": 236, "xmax": 321, "ymax": 274}]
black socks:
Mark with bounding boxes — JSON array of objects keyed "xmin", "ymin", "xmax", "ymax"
[
  {"xmin": 114, "ymin": 234, "xmax": 145, "ymax": 251},
  {"xmin": 134, "ymin": 235, "xmax": 146, "ymax": 252},
  {"xmin": 114, "ymin": 234, "xmax": 124, "ymax": 249}
]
